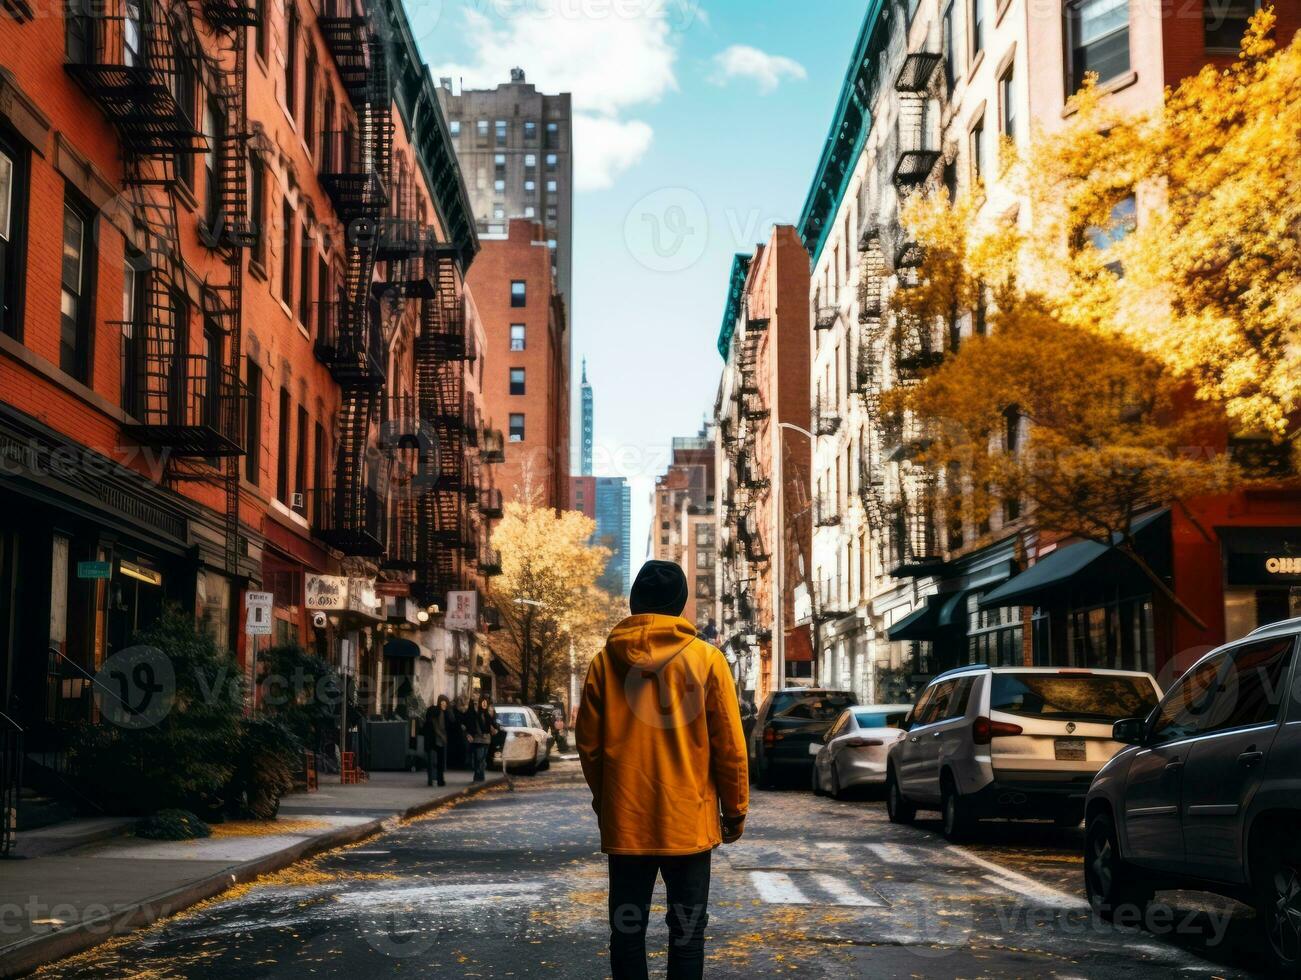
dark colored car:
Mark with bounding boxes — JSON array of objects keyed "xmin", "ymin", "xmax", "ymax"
[
  {"xmin": 1084, "ymin": 616, "xmax": 1301, "ymax": 973},
  {"xmin": 749, "ymin": 688, "xmax": 856, "ymax": 788}
]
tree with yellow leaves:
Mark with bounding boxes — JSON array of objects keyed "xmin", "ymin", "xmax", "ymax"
[{"xmin": 481, "ymin": 502, "xmax": 617, "ymax": 703}]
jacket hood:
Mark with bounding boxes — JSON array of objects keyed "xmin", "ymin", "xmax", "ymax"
[{"xmin": 604, "ymin": 614, "xmax": 699, "ymax": 671}]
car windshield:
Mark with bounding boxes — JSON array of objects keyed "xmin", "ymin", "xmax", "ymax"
[
  {"xmin": 771, "ymin": 692, "xmax": 855, "ymax": 722},
  {"xmin": 496, "ymin": 711, "xmax": 529, "ymax": 728},
  {"xmin": 990, "ymin": 673, "xmax": 1158, "ymax": 723},
  {"xmin": 855, "ymin": 711, "xmax": 907, "ymax": 729}
]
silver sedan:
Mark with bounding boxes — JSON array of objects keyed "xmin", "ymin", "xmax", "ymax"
[{"xmin": 810, "ymin": 704, "xmax": 912, "ymax": 799}]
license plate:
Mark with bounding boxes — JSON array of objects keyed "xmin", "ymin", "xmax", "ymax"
[{"xmin": 1055, "ymin": 738, "xmax": 1086, "ymax": 761}]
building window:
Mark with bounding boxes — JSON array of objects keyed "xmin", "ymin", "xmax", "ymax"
[
  {"xmin": 172, "ymin": 30, "xmax": 197, "ymax": 190},
  {"xmin": 494, "ymin": 179, "xmax": 505, "ymax": 192},
  {"xmin": 249, "ymin": 151, "xmax": 266, "ymax": 266},
  {"xmin": 493, "ymin": 204, "xmax": 505, "ymax": 220},
  {"xmin": 245, "ymin": 358, "xmax": 261, "ymax": 484},
  {"xmin": 942, "ymin": 2, "xmax": 958, "ymax": 92},
  {"xmin": 1067, "ymin": 0, "xmax": 1131, "ymax": 92},
  {"xmin": 303, "ymin": 51, "xmax": 317, "ymax": 152},
  {"xmin": 510, "ymin": 280, "xmax": 526, "ymax": 307},
  {"xmin": 203, "ymin": 95, "xmax": 222, "ymax": 227},
  {"xmin": 495, "ymin": 120, "xmax": 507, "ymax": 146},
  {"xmin": 254, "ymin": 0, "xmax": 269, "ymax": 61},
  {"xmin": 999, "ymin": 66, "xmax": 1016, "ymax": 140},
  {"xmin": 477, "ymin": 119, "xmax": 489, "ymax": 138},
  {"xmin": 280, "ymin": 199, "xmax": 294, "ymax": 307},
  {"xmin": 510, "ymin": 324, "xmax": 525, "ymax": 351},
  {"xmin": 313, "ymin": 419, "xmax": 327, "ymax": 498},
  {"xmin": 285, "ymin": 4, "xmax": 299, "ymax": 120},
  {"xmin": 524, "ymin": 153, "xmax": 536, "ymax": 169},
  {"xmin": 298, "ymin": 219, "xmax": 312, "ymax": 324},
  {"xmin": 523, "ymin": 205, "xmax": 535, "ymax": 218},
  {"xmin": 970, "ymin": 115, "xmax": 985, "ymax": 183},
  {"xmin": 545, "ymin": 153, "xmax": 558, "ymax": 171},
  {"xmin": 276, "ymin": 387, "xmax": 291, "ymax": 502},
  {"xmin": 524, "ymin": 179, "xmax": 535, "ymax": 192},
  {"xmin": 60, "ymin": 193, "xmax": 94, "ymax": 382},
  {"xmin": 509, "ymin": 367, "xmax": 525, "ymax": 395},
  {"xmin": 0, "ymin": 136, "xmax": 26, "ymax": 339},
  {"xmin": 509, "ymin": 413, "xmax": 525, "ymax": 442},
  {"xmin": 449, "ymin": 119, "xmax": 460, "ymax": 136},
  {"xmin": 494, "ymin": 153, "xmax": 506, "ymax": 178},
  {"xmin": 524, "ymin": 120, "xmax": 537, "ymax": 140},
  {"xmin": 970, "ymin": 0, "xmax": 985, "ymax": 59},
  {"xmin": 546, "ymin": 179, "xmax": 558, "ymax": 193},
  {"xmin": 295, "ymin": 403, "xmax": 308, "ymax": 506},
  {"xmin": 545, "ymin": 121, "xmax": 559, "ymax": 148}
]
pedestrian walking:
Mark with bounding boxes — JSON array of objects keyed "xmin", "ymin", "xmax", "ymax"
[
  {"xmin": 576, "ymin": 560, "xmax": 748, "ymax": 980},
  {"xmin": 422, "ymin": 695, "xmax": 451, "ymax": 787},
  {"xmin": 465, "ymin": 695, "xmax": 497, "ymax": 782}
]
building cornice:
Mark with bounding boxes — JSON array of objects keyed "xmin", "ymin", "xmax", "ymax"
[{"xmin": 717, "ymin": 253, "xmax": 752, "ymax": 360}]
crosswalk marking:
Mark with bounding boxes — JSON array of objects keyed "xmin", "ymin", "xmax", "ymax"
[
  {"xmin": 809, "ymin": 873, "xmax": 883, "ymax": 907},
  {"xmin": 946, "ymin": 846, "xmax": 1088, "ymax": 910},
  {"xmin": 866, "ymin": 842, "xmax": 913, "ymax": 865},
  {"xmin": 749, "ymin": 871, "xmax": 809, "ymax": 904}
]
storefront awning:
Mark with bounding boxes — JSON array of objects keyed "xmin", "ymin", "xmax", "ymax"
[
  {"xmin": 979, "ymin": 510, "xmax": 1167, "ymax": 609},
  {"xmin": 382, "ymin": 638, "xmax": 421, "ymax": 659},
  {"xmin": 887, "ymin": 590, "xmax": 972, "ymax": 642}
]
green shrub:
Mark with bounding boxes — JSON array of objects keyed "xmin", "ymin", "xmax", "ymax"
[
  {"xmin": 136, "ymin": 808, "xmax": 211, "ymax": 841},
  {"xmin": 227, "ymin": 717, "xmax": 300, "ymax": 820},
  {"xmin": 70, "ymin": 606, "xmax": 245, "ymax": 815}
]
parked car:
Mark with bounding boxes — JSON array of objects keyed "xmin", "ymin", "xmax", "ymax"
[
  {"xmin": 749, "ymin": 688, "xmax": 857, "ymax": 788},
  {"xmin": 1084, "ymin": 617, "xmax": 1301, "ymax": 973},
  {"xmin": 886, "ymin": 665, "xmax": 1161, "ymax": 840},
  {"xmin": 492, "ymin": 705, "xmax": 552, "ymax": 774},
  {"xmin": 810, "ymin": 704, "xmax": 912, "ymax": 799}
]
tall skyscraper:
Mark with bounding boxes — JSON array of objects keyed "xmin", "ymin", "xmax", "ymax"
[
  {"xmin": 569, "ymin": 475, "xmax": 632, "ymax": 596},
  {"xmin": 436, "ymin": 69, "xmax": 574, "ymax": 309},
  {"xmin": 580, "ymin": 359, "xmax": 593, "ymax": 476}
]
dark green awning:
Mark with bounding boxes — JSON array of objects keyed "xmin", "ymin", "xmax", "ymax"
[
  {"xmin": 979, "ymin": 510, "xmax": 1167, "ymax": 609},
  {"xmin": 887, "ymin": 591, "xmax": 971, "ymax": 642},
  {"xmin": 383, "ymin": 638, "xmax": 421, "ymax": 659}
]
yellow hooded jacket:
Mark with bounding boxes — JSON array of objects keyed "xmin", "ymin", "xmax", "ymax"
[{"xmin": 576, "ymin": 614, "xmax": 749, "ymax": 856}]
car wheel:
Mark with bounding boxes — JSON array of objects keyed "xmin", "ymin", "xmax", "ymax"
[
  {"xmin": 886, "ymin": 769, "xmax": 915, "ymax": 824},
  {"xmin": 1084, "ymin": 811, "xmax": 1152, "ymax": 922},
  {"xmin": 940, "ymin": 775, "xmax": 975, "ymax": 842},
  {"xmin": 1254, "ymin": 839, "xmax": 1301, "ymax": 974}
]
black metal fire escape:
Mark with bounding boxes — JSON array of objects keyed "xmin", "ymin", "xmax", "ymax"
[
  {"xmin": 312, "ymin": 20, "xmax": 393, "ymax": 557},
  {"xmin": 66, "ymin": 0, "xmax": 252, "ymax": 573}
]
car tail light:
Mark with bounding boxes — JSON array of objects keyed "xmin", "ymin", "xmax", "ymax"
[
  {"xmin": 973, "ymin": 716, "xmax": 1023, "ymax": 744},
  {"xmin": 763, "ymin": 726, "xmax": 777, "ymax": 748}
]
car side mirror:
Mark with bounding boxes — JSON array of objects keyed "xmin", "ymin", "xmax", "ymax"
[
  {"xmin": 808, "ymin": 742, "xmax": 823, "ymax": 757},
  {"xmin": 1112, "ymin": 717, "xmax": 1145, "ymax": 745}
]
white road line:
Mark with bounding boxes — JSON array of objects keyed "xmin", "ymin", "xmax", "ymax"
[
  {"xmin": 866, "ymin": 842, "xmax": 913, "ymax": 865},
  {"xmin": 749, "ymin": 871, "xmax": 809, "ymax": 905},
  {"xmin": 946, "ymin": 845, "xmax": 1088, "ymax": 910},
  {"xmin": 813, "ymin": 841, "xmax": 853, "ymax": 864},
  {"xmin": 810, "ymin": 873, "xmax": 882, "ymax": 907}
]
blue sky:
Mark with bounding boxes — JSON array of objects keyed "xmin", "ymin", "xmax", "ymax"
[{"xmin": 414, "ymin": 1, "xmax": 866, "ymax": 566}]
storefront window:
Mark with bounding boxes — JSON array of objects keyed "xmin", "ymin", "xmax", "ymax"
[
  {"xmin": 968, "ymin": 598, "xmax": 1028, "ymax": 667},
  {"xmin": 196, "ymin": 570, "xmax": 232, "ymax": 652},
  {"xmin": 1067, "ymin": 596, "xmax": 1154, "ymax": 674}
]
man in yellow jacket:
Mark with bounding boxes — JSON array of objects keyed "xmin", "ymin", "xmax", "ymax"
[{"xmin": 577, "ymin": 560, "xmax": 749, "ymax": 980}]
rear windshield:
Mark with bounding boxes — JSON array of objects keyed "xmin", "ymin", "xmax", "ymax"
[
  {"xmin": 990, "ymin": 673, "xmax": 1158, "ymax": 723},
  {"xmin": 771, "ymin": 692, "xmax": 855, "ymax": 722},
  {"xmin": 496, "ymin": 711, "xmax": 529, "ymax": 728},
  {"xmin": 855, "ymin": 711, "xmax": 908, "ymax": 729}
]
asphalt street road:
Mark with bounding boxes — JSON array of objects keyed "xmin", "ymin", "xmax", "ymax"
[{"xmin": 37, "ymin": 762, "xmax": 1268, "ymax": 978}]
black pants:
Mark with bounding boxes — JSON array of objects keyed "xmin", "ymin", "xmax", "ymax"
[
  {"xmin": 608, "ymin": 851, "xmax": 711, "ymax": 980},
  {"xmin": 426, "ymin": 744, "xmax": 445, "ymax": 786}
]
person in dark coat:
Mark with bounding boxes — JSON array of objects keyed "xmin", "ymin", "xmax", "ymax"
[
  {"xmin": 422, "ymin": 695, "xmax": 451, "ymax": 787},
  {"xmin": 464, "ymin": 695, "xmax": 498, "ymax": 782}
]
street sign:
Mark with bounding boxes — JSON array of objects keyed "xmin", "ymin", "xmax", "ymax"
[
  {"xmin": 445, "ymin": 590, "xmax": 478, "ymax": 631},
  {"xmin": 76, "ymin": 560, "xmax": 111, "ymax": 580},
  {"xmin": 245, "ymin": 592, "xmax": 273, "ymax": 636}
]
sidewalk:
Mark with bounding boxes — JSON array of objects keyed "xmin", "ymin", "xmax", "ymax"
[{"xmin": 0, "ymin": 769, "xmax": 503, "ymax": 978}]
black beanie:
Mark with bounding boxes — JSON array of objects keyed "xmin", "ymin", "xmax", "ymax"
[{"xmin": 629, "ymin": 560, "xmax": 689, "ymax": 617}]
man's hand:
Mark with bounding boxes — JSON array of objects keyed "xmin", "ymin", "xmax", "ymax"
[{"xmin": 721, "ymin": 814, "xmax": 745, "ymax": 844}]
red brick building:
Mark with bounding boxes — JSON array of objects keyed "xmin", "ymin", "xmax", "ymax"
[
  {"xmin": 469, "ymin": 218, "xmax": 569, "ymax": 511},
  {"xmin": 0, "ymin": 0, "xmax": 503, "ymax": 782}
]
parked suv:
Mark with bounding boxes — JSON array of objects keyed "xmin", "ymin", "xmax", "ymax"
[
  {"xmin": 1084, "ymin": 617, "xmax": 1301, "ymax": 973},
  {"xmin": 750, "ymin": 688, "xmax": 856, "ymax": 788},
  {"xmin": 886, "ymin": 665, "xmax": 1161, "ymax": 840}
]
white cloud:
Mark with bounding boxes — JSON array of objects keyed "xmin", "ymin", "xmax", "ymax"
[
  {"xmin": 573, "ymin": 114, "xmax": 654, "ymax": 191},
  {"xmin": 433, "ymin": 2, "xmax": 678, "ymax": 117},
  {"xmin": 710, "ymin": 44, "xmax": 807, "ymax": 94}
]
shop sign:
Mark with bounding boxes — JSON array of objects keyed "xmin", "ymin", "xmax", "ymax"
[
  {"xmin": 375, "ymin": 580, "xmax": 410, "ymax": 597},
  {"xmin": 1266, "ymin": 556, "xmax": 1301, "ymax": 576},
  {"xmin": 445, "ymin": 590, "xmax": 478, "ymax": 631},
  {"xmin": 305, "ymin": 574, "xmax": 348, "ymax": 610},
  {"xmin": 347, "ymin": 577, "xmax": 382, "ymax": 618},
  {"xmin": 1227, "ymin": 552, "xmax": 1301, "ymax": 585},
  {"xmin": 76, "ymin": 560, "xmax": 111, "ymax": 580}
]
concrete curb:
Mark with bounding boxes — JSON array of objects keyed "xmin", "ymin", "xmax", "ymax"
[{"xmin": 0, "ymin": 777, "xmax": 504, "ymax": 978}]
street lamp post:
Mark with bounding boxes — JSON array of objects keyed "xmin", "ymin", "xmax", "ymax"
[{"xmin": 773, "ymin": 421, "xmax": 814, "ymax": 695}]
